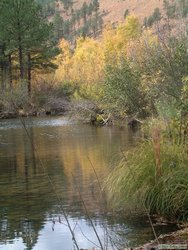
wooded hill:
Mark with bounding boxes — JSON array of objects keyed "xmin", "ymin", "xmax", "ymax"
[{"xmin": 40, "ymin": 0, "xmax": 188, "ymax": 43}]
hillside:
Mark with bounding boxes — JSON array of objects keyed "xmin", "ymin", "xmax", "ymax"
[
  {"xmin": 42, "ymin": 0, "xmax": 187, "ymax": 42},
  {"xmin": 100, "ymin": 0, "xmax": 163, "ymax": 23},
  {"xmin": 57, "ymin": 0, "xmax": 164, "ymax": 24}
]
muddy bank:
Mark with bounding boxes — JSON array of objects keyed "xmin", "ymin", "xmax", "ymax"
[
  {"xmin": 132, "ymin": 228, "xmax": 188, "ymax": 250},
  {"xmin": 0, "ymin": 108, "xmax": 67, "ymax": 119},
  {"xmin": 0, "ymin": 99, "xmax": 71, "ymax": 119}
]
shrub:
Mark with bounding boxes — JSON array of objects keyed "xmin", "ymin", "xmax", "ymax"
[
  {"xmin": 0, "ymin": 82, "xmax": 29, "ymax": 112},
  {"xmin": 104, "ymin": 59, "xmax": 148, "ymax": 117}
]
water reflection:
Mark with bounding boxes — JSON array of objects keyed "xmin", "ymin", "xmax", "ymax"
[{"xmin": 0, "ymin": 117, "xmax": 176, "ymax": 250}]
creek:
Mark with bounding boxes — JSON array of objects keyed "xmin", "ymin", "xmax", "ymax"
[{"xmin": 0, "ymin": 117, "xmax": 176, "ymax": 250}]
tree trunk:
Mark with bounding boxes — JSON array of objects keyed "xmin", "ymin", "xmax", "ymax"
[
  {"xmin": 18, "ymin": 43, "xmax": 24, "ymax": 79},
  {"xmin": 0, "ymin": 44, "xmax": 6, "ymax": 92},
  {"xmin": 8, "ymin": 54, "xmax": 12, "ymax": 90},
  {"xmin": 27, "ymin": 52, "xmax": 31, "ymax": 95},
  {"xmin": 0, "ymin": 60, "xmax": 5, "ymax": 92}
]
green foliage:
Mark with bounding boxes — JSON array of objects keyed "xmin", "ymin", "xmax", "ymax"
[
  {"xmin": 104, "ymin": 59, "xmax": 147, "ymax": 117},
  {"xmin": 163, "ymin": 0, "xmax": 188, "ymax": 18},
  {"xmin": 163, "ymin": 0, "xmax": 177, "ymax": 19},
  {"xmin": 60, "ymin": 0, "xmax": 73, "ymax": 10},
  {"xmin": 77, "ymin": 13, "xmax": 103, "ymax": 37},
  {"xmin": 144, "ymin": 8, "xmax": 162, "ymax": 27},
  {"xmin": 178, "ymin": 0, "xmax": 188, "ymax": 18},
  {"xmin": 76, "ymin": 83, "xmax": 104, "ymax": 101},
  {"xmin": 56, "ymin": 81, "xmax": 77, "ymax": 99},
  {"xmin": 51, "ymin": 0, "xmax": 103, "ymax": 42},
  {"xmin": 181, "ymin": 77, "xmax": 188, "ymax": 112},
  {"xmin": 53, "ymin": 12, "xmax": 64, "ymax": 40},
  {"xmin": 162, "ymin": 0, "xmax": 188, "ymax": 19},
  {"xmin": 36, "ymin": 0, "xmax": 56, "ymax": 17},
  {"xmin": 0, "ymin": 0, "xmax": 57, "ymax": 93},
  {"xmin": 139, "ymin": 36, "xmax": 188, "ymax": 112},
  {"xmin": 105, "ymin": 137, "xmax": 188, "ymax": 219}
]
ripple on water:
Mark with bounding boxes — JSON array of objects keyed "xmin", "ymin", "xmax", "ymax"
[{"xmin": 0, "ymin": 117, "xmax": 74, "ymax": 130}]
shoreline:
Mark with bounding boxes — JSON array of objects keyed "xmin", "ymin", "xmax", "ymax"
[
  {"xmin": 0, "ymin": 109, "xmax": 68, "ymax": 119},
  {"xmin": 132, "ymin": 228, "xmax": 188, "ymax": 250}
]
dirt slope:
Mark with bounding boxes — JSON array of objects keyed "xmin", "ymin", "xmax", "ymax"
[
  {"xmin": 100, "ymin": 0, "xmax": 164, "ymax": 23},
  {"xmin": 58, "ymin": 0, "xmax": 164, "ymax": 24}
]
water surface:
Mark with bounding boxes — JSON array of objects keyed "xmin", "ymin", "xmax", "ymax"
[{"xmin": 0, "ymin": 117, "xmax": 176, "ymax": 250}]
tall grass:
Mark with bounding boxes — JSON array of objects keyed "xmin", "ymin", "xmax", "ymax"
[{"xmin": 105, "ymin": 135, "xmax": 188, "ymax": 220}]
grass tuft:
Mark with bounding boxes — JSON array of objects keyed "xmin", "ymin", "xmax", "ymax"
[{"xmin": 105, "ymin": 138, "xmax": 188, "ymax": 220}]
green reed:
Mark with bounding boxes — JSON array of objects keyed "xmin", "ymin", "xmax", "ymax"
[{"xmin": 105, "ymin": 136, "xmax": 188, "ymax": 220}]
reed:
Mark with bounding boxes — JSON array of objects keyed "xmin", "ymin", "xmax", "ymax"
[{"xmin": 105, "ymin": 137, "xmax": 188, "ymax": 220}]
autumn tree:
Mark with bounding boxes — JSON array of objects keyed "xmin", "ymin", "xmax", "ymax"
[
  {"xmin": 56, "ymin": 37, "xmax": 104, "ymax": 84},
  {"xmin": 103, "ymin": 16, "xmax": 141, "ymax": 64}
]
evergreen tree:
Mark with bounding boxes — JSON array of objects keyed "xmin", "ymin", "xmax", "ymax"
[
  {"xmin": 81, "ymin": 2, "xmax": 88, "ymax": 25},
  {"xmin": 124, "ymin": 9, "xmax": 129, "ymax": 19},
  {"xmin": 53, "ymin": 12, "xmax": 64, "ymax": 41},
  {"xmin": 153, "ymin": 8, "xmax": 162, "ymax": 22},
  {"xmin": 93, "ymin": 0, "xmax": 99, "ymax": 13},
  {"xmin": 163, "ymin": 0, "xmax": 177, "ymax": 19},
  {"xmin": 0, "ymin": 0, "xmax": 57, "ymax": 93}
]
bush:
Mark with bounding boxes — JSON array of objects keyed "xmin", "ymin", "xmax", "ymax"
[
  {"xmin": 32, "ymin": 80, "xmax": 76, "ymax": 109},
  {"xmin": 0, "ymin": 82, "xmax": 29, "ymax": 112},
  {"xmin": 104, "ymin": 59, "xmax": 148, "ymax": 117}
]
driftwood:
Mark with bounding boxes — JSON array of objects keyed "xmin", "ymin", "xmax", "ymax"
[{"xmin": 90, "ymin": 113, "xmax": 113, "ymax": 126}]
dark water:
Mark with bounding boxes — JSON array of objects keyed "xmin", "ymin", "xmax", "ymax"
[{"xmin": 0, "ymin": 117, "xmax": 176, "ymax": 250}]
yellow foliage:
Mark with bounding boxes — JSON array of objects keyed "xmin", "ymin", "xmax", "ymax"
[
  {"xmin": 55, "ymin": 39, "xmax": 73, "ymax": 81},
  {"xmin": 102, "ymin": 16, "xmax": 141, "ymax": 65},
  {"xmin": 55, "ymin": 37, "xmax": 104, "ymax": 85},
  {"xmin": 71, "ymin": 37, "xmax": 104, "ymax": 84},
  {"xmin": 54, "ymin": 15, "xmax": 144, "ymax": 99},
  {"xmin": 117, "ymin": 15, "xmax": 141, "ymax": 41}
]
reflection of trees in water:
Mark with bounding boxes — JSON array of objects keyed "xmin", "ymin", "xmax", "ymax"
[
  {"xmin": 0, "ymin": 123, "xmax": 137, "ymax": 249},
  {"xmin": 0, "ymin": 127, "xmax": 54, "ymax": 249},
  {"xmin": 0, "ymin": 154, "xmax": 52, "ymax": 249},
  {"xmin": 0, "ymin": 217, "xmax": 41, "ymax": 250}
]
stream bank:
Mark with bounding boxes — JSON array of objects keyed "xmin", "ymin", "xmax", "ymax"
[{"xmin": 133, "ymin": 228, "xmax": 188, "ymax": 250}]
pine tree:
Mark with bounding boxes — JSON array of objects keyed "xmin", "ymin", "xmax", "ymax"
[
  {"xmin": 53, "ymin": 12, "xmax": 64, "ymax": 41},
  {"xmin": 0, "ymin": 0, "xmax": 57, "ymax": 94}
]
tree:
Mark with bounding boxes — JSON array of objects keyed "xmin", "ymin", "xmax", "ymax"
[
  {"xmin": 93, "ymin": 0, "xmax": 99, "ymax": 14},
  {"xmin": 81, "ymin": 2, "xmax": 88, "ymax": 25},
  {"xmin": 153, "ymin": 8, "xmax": 162, "ymax": 22},
  {"xmin": 55, "ymin": 37, "xmax": 104, "ymax": 92},
  {"xmin": 144, "ymin": 8, "xmax": 162, "ymax": 27},
  {"xmin": 60, "ymin": 0, "xmax": 73, "ymax": 11},
  {"xmin": 176, "ymin": 0, "xmax": 188, "ymax": 18},
  {"xmin": 103, "ymin": 16, "xmax": 141, "ymax": 64},
  {"xmin": 163, "ymin": 0, "xmax": 177, "ymax": 19},
  {"xmin": 104, "ymin": 59, "xmax": 147, "ymax": 117},
  {"xmin": 0, "ymin": 0, "xmax": 57, "ymax": 94},
  {"xmin": 53, "ymin": 11, "xmax": 64, "ymax": 41},
  {"xmin": 124, "ymin": 9, "xmax": 129, "ymax": 19}
]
